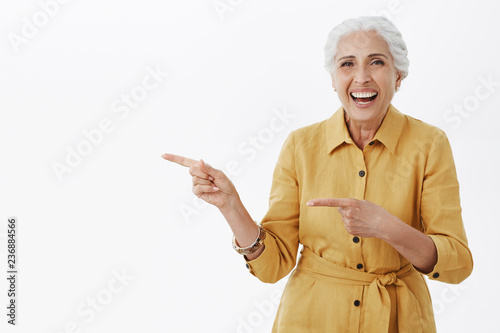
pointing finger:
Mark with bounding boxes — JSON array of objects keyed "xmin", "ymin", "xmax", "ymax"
[
  {"xmin": 306, "ymin": 198, "xmax": 353, "ymax": 208},
  {"xmin": 161, "ymin": 153, "xmax": 198, "ymax": 168}
]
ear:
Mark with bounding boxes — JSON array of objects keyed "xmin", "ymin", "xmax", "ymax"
[
  {"xmin": 395, "ymin": 71, "xmax": 402, "ymax": 90},
  {"xmin": 330, "ymin": 73, "xmax": 337, "ymax": 91}
]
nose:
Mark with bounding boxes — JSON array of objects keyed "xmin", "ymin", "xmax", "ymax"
[{"xmin": 353, "ymin": 65, "xmax": 371, "ymax": 85}]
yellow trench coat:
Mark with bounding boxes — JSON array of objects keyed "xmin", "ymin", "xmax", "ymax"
[{"xmin": 244, "ymin": 104, "xmax": 473, "ymax": 332}]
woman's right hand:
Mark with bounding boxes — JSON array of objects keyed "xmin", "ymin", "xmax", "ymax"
[
  {"xmin": 162, "ymin": 153, "xmax": 263, "ymax": 260},
  {"xmin": 161, "ymin": 153, "xmax": 238, "ymax": 210}
]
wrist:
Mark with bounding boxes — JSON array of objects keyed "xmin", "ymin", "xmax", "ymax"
[
  {"xmin": 377, "ymin": 212, "xmax": 400, "ymax": 243},
  {"xmin": 219, "ymin": 193, "xmax": 242, "ymax": 217}
]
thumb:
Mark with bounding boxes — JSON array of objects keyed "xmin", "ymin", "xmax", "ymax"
[{"xmin": 200, "ymin": 159, "xmax": 221, "ymax": 178}]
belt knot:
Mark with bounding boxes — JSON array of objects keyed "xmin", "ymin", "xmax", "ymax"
[{"xmin": 378, "ymin": 272, "xmax": 397, "ymax": 286}]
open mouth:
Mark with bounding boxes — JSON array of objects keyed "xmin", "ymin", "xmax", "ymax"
[{"xmin": 350, "ymin": 92, "xmax": 378, "ymax": 106}]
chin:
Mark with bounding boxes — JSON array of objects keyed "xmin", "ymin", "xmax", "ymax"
[{"xmin": 345, "ymin": 102, "xmax": 385, "ymax": 121}]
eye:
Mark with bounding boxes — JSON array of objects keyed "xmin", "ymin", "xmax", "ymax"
[
  {"xmin": 340, "ymin": 61, "xmax": 354, "ymax": 67},
  {"xmin": 371, "ymin": 59, "xmax": 385, "ymax": 65}
]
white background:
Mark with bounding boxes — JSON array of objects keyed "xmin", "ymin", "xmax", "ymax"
[{"xmin": 1, "ymin": 0, "xmax": 499, "ymax": 332}]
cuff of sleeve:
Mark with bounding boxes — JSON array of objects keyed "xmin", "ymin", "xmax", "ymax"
[
  {"xmin": 412, "ymin": 235, "xmax": 445, "ymax": 281},
  {"xmin": 243, "ymin": 235, "xmax": 276, "ymax": 277},
  {"xmin": 425, "ymin": 234, "xmax": 473, "ymax": 284}
]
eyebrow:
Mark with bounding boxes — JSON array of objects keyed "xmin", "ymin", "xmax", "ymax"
[{"xmin": 337, "ymin": 53, "xmax": 389, "ymax": 62}]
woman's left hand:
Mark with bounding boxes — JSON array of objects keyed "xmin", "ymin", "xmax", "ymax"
[{"xmin": 306, "ymin": 198, "xmax": 392, "ymax": 239}]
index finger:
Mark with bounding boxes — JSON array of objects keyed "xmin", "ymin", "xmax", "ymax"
[
  {"xmin": 306, "ymin": 198, "xmax": 351, "ymax": 208},
  {"xmin": 161, "ymin": 153, "xmax": 198, "ymax": 168}
]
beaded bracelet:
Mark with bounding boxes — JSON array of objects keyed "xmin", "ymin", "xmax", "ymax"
[{"xmin": 232, "ymin": 224, "xmax": 266, "ymax": 255}]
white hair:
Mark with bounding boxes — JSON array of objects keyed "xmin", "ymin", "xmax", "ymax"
[{"xmin": 324, "ymin": 16, "xmax": 409, "ymax": 80}]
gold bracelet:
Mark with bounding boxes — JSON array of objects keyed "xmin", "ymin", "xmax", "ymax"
[{"xmin": 232, "ymin": 223, "xmax": 266, "ymax": 255}]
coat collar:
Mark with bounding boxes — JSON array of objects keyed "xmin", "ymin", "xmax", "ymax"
[{"xmin": 325, "ymin": 104, "xmax": 405, "ymax": 155}]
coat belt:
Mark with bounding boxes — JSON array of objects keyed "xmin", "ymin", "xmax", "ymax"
[{"xmin": 297, "ymin": 246, "xmax": 424, "ymax": 333}]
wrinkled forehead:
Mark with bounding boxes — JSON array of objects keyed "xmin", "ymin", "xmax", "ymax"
[{"xmin": 334, "ymin": 30, "xmax": 392, "ymax": 61}]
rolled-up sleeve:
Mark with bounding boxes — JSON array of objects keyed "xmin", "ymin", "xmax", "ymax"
[
  {"xmin": 418, "ymin": 130, "xmax": 473, "ymax": 284},
  {"xmin": 244, "ymin": 132, "xmax": 300, "ymax": 284}
]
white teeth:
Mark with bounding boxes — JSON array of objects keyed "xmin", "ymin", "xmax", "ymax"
[{"xmin": 351, "ymin": 92, "xmax": 377, "ymax": 98}]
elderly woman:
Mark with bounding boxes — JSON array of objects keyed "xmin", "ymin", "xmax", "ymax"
[{"xmin": 162, "ymin": 16, "xmax": 473, "ymax": 332}]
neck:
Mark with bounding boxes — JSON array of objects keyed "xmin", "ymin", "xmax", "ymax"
[{"xmin": 344, "ymin": 109, "xmax": 387, "ymax": 150}]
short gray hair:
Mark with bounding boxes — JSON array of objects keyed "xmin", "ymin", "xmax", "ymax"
[{"xmin": 324, "ymin": 16, "xmax": 409, "ymax": 80}]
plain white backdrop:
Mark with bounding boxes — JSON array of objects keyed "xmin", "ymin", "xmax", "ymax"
[{"xmin": 0, "ymin": 0, "xmax": 499, "ymax": 332}]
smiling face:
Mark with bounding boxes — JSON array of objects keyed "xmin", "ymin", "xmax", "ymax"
[{"xmin": 331, "ymin": 30, "xmax": 402, "ymax": 124}]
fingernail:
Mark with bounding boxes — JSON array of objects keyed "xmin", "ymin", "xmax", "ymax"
[
  {"xmin": 161, "ymin": 154, "xmax": 167, "ymax": 158},
  {"xmin": 209, "ymin": 176, "xmax": 214, "ymax": 181},
  {"xmin": 306, "ymin": 201, "xmax": 314, "ymax": 206},
  {"xmin": 213, "ymin": 187, "xmax": 219, "ymax": 191}
]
